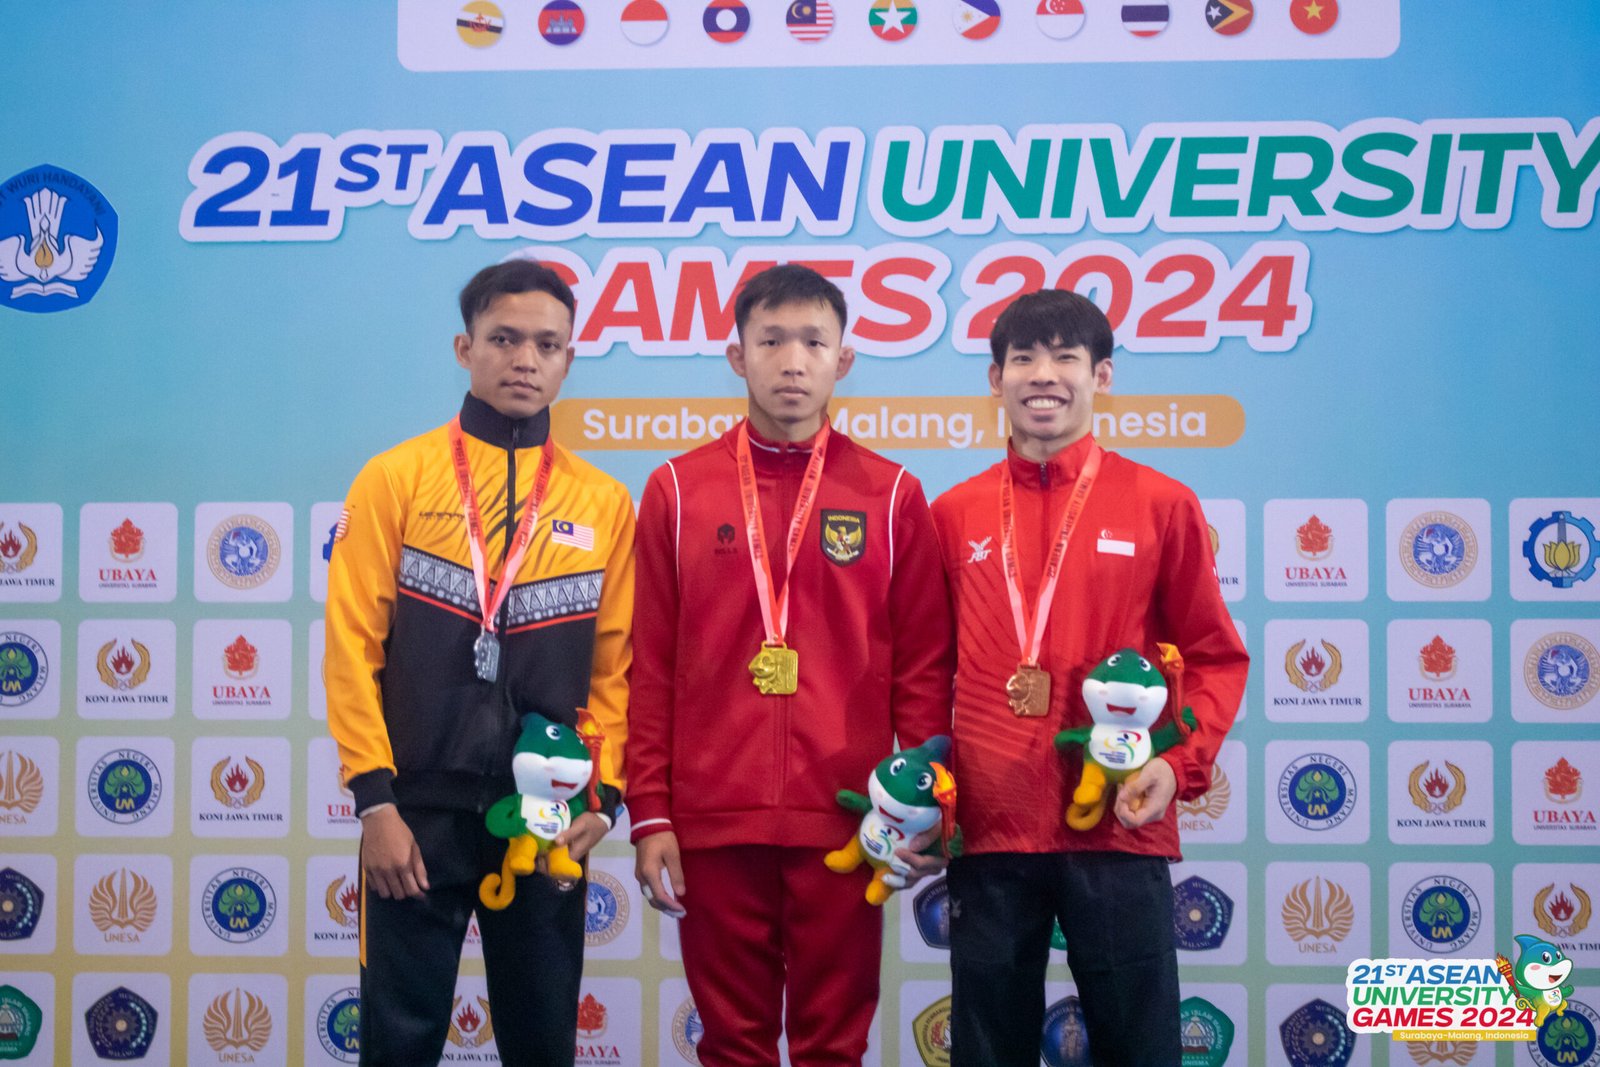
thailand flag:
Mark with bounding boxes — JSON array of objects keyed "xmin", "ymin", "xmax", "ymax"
[
  {"xmin": 953, "ymin": 0, "xmax": 1000, "ymax": 40},
  {"xmin": 1120, "ymin": 2, "xmax": 1169, "ymax": 37},
  {"xmin": 551, "ymin": 520, "xmax": 595, "ymax": 551}
]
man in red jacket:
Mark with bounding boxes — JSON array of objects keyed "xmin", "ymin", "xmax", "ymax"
[
  {"xmin": 931, "ymin": 289, "xmax": 1248, "ymax": 1066},
  {"xmin": 627, "ymin": 264, "xmax": 955, "ymax": 1066}
]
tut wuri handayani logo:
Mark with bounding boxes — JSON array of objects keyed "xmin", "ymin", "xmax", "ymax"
[
  {"xmin": 316, "ymin": 986, "xmax": 361, "ymax": 1063},
  {"xmin": 0, "ymin": 165, "xmax": 118, "ymax": 313},
  {"xmin": 88, "ymin": 749, "xmax": 162, "ymax": 824},
  {"xmin": 202, "ymin": 867, "xmax": 277, "ymax": 943}
]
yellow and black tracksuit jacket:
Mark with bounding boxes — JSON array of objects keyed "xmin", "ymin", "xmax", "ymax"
[{"xmin": 325, "ymin": 394, "xmax": 634, "ymax": 818}]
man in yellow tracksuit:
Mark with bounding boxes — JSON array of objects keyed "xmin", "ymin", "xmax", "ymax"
[{"xmin": 325, "ymin": 260, "xmax": 634, "ymax": 1067}]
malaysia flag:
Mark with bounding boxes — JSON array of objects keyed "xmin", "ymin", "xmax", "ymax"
[
  {"xmin": 620, "ymin": 0, "xmax": 669, "ymax": 45},
  {"xmin": 1036, "ymin": 0, "xmax": 1085, "ymax": 40},
  {"xmin": 703, "ymin": 0, "xmax": 750, "ymax": 42},
  {"xmin": 786, "ymin": 0, "xmax": 835, "ymax": 42},
  {"xmin": 953, "ymin": 0, "xmax": 1000, "ymax": 40},
  {"xmin": 1120, "ymin": 2, "xmax": 1169, "ymax": 37},
  {"xmin": 551, "ymin": 520, "xmax": 595, "ymax": 551}
]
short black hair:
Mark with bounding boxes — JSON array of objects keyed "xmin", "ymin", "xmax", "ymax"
[
  {"xmin": 733, "ymin": 263, "xmax": 848, "ymax": 338},
  {"xmin": 458, "ymin": 260, "xmax": 577, "ymax": 333},
  {"xmin": 989, "ymin": 288, "xmax": 1113, "ymax": 367}
]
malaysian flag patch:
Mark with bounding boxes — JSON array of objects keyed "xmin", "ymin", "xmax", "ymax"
[
  {"xmin": 551, "ymin": 519, "xmax": 595, "ymax": 550},
  {"xmin": 334, "ymin": 507, "xmax": 352, "ymax": 543}
]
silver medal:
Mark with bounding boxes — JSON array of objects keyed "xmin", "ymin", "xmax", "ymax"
[{"xmin": 474, "ymin": 629, "xmax": 501, "ymax": 683}]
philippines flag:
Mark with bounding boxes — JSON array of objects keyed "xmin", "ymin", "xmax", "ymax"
[
  {"xmin": 1035, "ymin": 0, "xmax": 1085, "ymax": 40},
  {"xmin": 1120, "ymin": 2, "xmax": 1169, "ymax": 37},
  {"xmin": 786, "ymin": 0, "xmax": 835, "ymax": 42},
  {"xmin": 1205, "ymin": 0, "xmax": 1253, "ymax": 35},
  {"xmin": 703, "ymin": 0, "xmax": 750, "ymax": 42},
  {"xmin": 953, "ymin": 0, "xmax": 1000, "ymax": 40},
  {"xmin": 620, "ymin": 0, "xmax": 669, "ymax": 45},
  {"xmin": 551, "ymin": 520, "xmax": 595, "ymax": 551}
]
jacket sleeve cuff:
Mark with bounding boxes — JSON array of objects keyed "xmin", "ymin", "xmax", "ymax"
[
  {"xmin": 349, "ymin": 768, "xmax": 397, "ymax": 815},
  {"xmin": 597, "ymin": 783, "xmax": 622, "ymax": 824},
  {"xmin": 1159, "ymin": 749, "xmax": 1209, "ymax": 802},
  {"xmin": 626, "ymin": 793, "xmax": 673, "ymax": 843}
]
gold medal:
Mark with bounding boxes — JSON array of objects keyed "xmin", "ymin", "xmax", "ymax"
[
  {"xmin": 749, "ymin": 641, "xmax": 799, "ymax": 696},
  {"xmin": 1006, "ymin": 663, "xmax": 1051, "ymax": 717}
]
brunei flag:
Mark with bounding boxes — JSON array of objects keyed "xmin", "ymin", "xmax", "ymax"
[
  {"xmin": 1205, "ymin": 0, "xmax": 1253, "ymax": 35},
  {"xmin": 620, "ymin": 0, "xmax": 669, "ymax": 45},
  {"xmin": 1035, "ymin": 0, "xmax": 1085, "ymax": 40},
  {"xmin": 953, "ymin": 0, "xmax": 1000, "ymax": 40},
  {"xmin": 869, "ymin": 0, "xmax": 917, "ymax": 41},
  {"xmin": 456, "ymin": 1, "xmax": 505, "ymax": 48},
  {"xmin": 786, "ymin": 0, "xmax": 834, "ymax": 42},
  {"xmin": 704, "ymin": 0, "xmax": 750, "ymax": 42},
  {"xmin": 1120, "ymin": 2, "xmax": 1169, "ymax": 37}
]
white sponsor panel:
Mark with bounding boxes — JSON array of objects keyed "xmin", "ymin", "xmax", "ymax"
[
  {"xmin": 187, "ymin": 972, "xmax": 289, "ymax": 1066},
  {"xmin": 70, "ymin": 971, "xmax": 171, "ymax": 1065},
  {"xmin": 1510, "ymin": 498, "xmax": 1600, "ymax": 602},
  {"xmin": 306, "ymin": 736, "xmax": 360, "ymax": 839},
  {"xmin": 190, "ymin": 736, "xmax": 291, "ymax": 838},
  {"xmin": 1386, "ymin": 740, "xmax": 1493, "ymax": 846},
  {"xmin": 305, "ymin": 975, "xmax": 363, "ymax": 1065},
  {"xmin": 76, "ymin": 618, "xmax": 175, "ymax": 720},
  {"xmin": 78, "ymin": 502, "xmax": 178, "ymax": 603},
  {"xmin": 305, "ymin": 855, "xmax": 361, "ymax": 959},
  {"xmin": 308, "ymin": 618, "xmax": 327, "ymax": 720},
  {"xmin": 72, "ymin": 853, "xmax": 173, "ymax": 957},
  {"xmin": 1177, "ymin": 740, "xmax": 1246, "ymax": 844},
  {"xmin": 189, "ymin": 854, "xmax": 291, "ymax": 957},
  {"xmin": 1265, "ymin": 984, "xmax": 1371, "ymax": 1067},
  {"xmin": 0, "ymin": 972, "xmax": 53, "ymax": 1066},
  {"xmin": 1385, "ymin": 618, "xmax": 1493, "ymax": 722},
  {"xmin": 1511, "ymin": 863, "xmax": 1600, "ymax": 959},
  {"xmin": 0, "ymin": 736, "xmax": 58, "ymax": 837},
  {"xmin": 193, "ymin": 618, "xmax": 293, "ymax": 720},
  {"xmin": 0, "ymin": 854, "xmax": 55, "ymax": 956},
  {"xmin": 1170, "ymin": 860, "xmax": 1248, "ymax": 966},
  {"xmin": 1265, "ymin": 740, "xmax": 1369, "ymax": 845},
  {"xmin": 575, "ymin": 977, "xmax": 641, "ymax": 1067},
  {"xmin": 1388, "ymin": 861, "xmax": 1495, "ymax": 959},
  {"xmin": 1264, "ymin": 498, "xmax": 1368, "ymax": 602},
  {"xmin": 585, "ymin": 857, "xmax": 643, "ymax": 960},
  {"xmin": 1385, "ymin": 497, "xmax": 1491, "ymax": 601},
  {"xmin": 75, "ymin": 736, "xmax": 174, "ymax": 839},
  {"xmin": 1511, "ymin": 618, "xmax": 1600, "ymax": 723},
  {"xmin": 194, "ymin": 502, "xmax": 294, "ymax": 602},
  {"xmin": 1264, "ymin": 618, "xmax": 1369, "ymax": 722},
  {"xmin": 1512, "ymin": 740, "xmax": 1600, "ymax": 845},
  {"xmin": 1264, "ymin": 862, "xmax": 1371, "ymax": 967},
  {"xmin": 1200, "ymin": 498, "xmax": 1245, "ymax": 603}
]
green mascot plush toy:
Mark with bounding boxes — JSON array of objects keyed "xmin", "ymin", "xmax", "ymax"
[
  {"xmin": 479, "ymin": 710, "xmax": 604, "ymax": 910},
  {"xmin": 1497, "ymin": 934, "xmax": 1575, "ymax": 1029},
  {"xmin": 1054, "ymin": 645, "xmax": 1196, "ymax": 831},
  {"xmin": 825, "ymin": 735, "xmax": 960, "ymax": 906}
]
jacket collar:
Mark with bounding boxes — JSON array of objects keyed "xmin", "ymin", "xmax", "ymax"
[
  {"xmin": 731, "ymin": 417, "xmax": 827, "ymax": 462},
  {"xmin": 1005, "ymin": 433, "xmax": 1097, "ymax": 489},
  {"xmin": 458, "ymin": 392, "xmax": 550, "ymax": 449}
]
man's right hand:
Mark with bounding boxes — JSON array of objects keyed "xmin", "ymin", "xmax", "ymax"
[
  {"xmin": 634, "ymin": 830, "xmax": 687, "ymax": 917},
  {"xmin": 360, "ymin": 806, "xmax": 430, "ymax": 900}
]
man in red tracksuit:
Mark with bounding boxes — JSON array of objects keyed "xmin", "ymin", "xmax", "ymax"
[
  {"xmin": 931, "ymin": 289, "xmax": 1248, "ymax": 1066},
  {"xmin": 627, "ymin": 264, "xmax": 955, "ymax": 1066}
]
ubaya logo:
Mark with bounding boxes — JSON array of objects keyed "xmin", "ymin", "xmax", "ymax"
[
  {"xmin": 203, "ymin": 988, "xmax": 272, "ymax": 1053},
  {"xmin": 209, "ymin": 757, "xmax": 267, "ymax": 809},
  {"xmin": 0, "ymin": 166, "xmax": 118, "ymax": 313},
  {"xmin": 85, "ymin": 986, "xmax": 158, "ymax": 1060},
  {"xmin": 316, "ymin": 986, "xmax": 361, "ymax": 1062},
  {"xmin": 96, "ymin": 638, "xmax": 151, "ymax": 691},
  {"xmin": 109, "ymin": 519, "xmax": 144, "ymax": 562},
  {"xmin": 208, "ymin": 515, "xmax": 281, "ymax": 590},
  {"xmin": 0, "ymin": 867, "xmax": 44, "ymax": 941},
  {"xmin": 1297, "ymin": 515, "xmax": 1334, "ymax": 560},
  {"xmin": 202, "ymin": 867, "xmax": 277, "ymax": 943},
  {"xmin": 1279, "ymin": 752, "xmax": 1357, "ymax": 830},
  {"xmin": 89, "ymin": 868, "xmax": 159, "ymax": 939},
  {"xmin": 1282, "ymin": 876, "xmax": 1354, "ymax": 953},
  {"xmin": 447, "ymin": 996, "xmax": 494, "ymax": 1048},
  {"xmin": 576, "ymin": 992, "xmax": 622, "ymax": 1061},
  {"xmin": 584, "ymin": 870, "xmax": 629, "ymax": 947},
  {"xmin": 1536, "ymin": 883, "xmax": 1593, "ymax": 941},
  {"xmin": 1409, "ymin": 761, "xmax": 1467, "ymax": 816},
  {"xmin": 1173, "ymin": 875, "xmax": 1234, "ymax": 951},
  {"xmin": 223, "ymin": 636, "xmax": 259, "ymax": 679},
  {"xmin": 1523, "ymin": 510, "xmax": 1598, "ymax": 589},
  {"xmin": 1400, "ymin": 512, "xmax": 1478, "ymax": 588},
  {"xmin": 1525, "ymin": 632, "xmax": 1598, "ymax": 711},
  {"xmin": 1403, "ymin": 875, "xmax": 1481, "ymax": 953},
  {"xmin": 0, "ymin": 523, "xmax": 37, "ymax": 573},
  {"xmin": 1419, "ymin": 635, "xmax": 1457, "ymax": 680},
  {"xmin": 0, "ymin": 632, "xmax": 47, "ymax": 706},
  {"xmin": 0, "ymin": 751, "xmax": 43, "ymax": 814},
  {"xmin": 88, "ymin": 749, "xmax": 162, "ymax": 823},
  {"xmin": 1286, "ymin": 638, "xmax": 1342, "ymax": 693},
  {"xmin": 1546, "ymin": 759, "xmax": 1584, "ymax": 805}
]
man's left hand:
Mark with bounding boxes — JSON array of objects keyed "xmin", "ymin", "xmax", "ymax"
[
  {"xmin": 890, "ymin": 825, "xmax": 951, "ymax": 888},
  {"xmin": 539, "ymin": 812, "xmax": 610, "ymax": 876},
  {"xmin": 1114, "ymin": 756, "xmax": 1178, "ymax": 829}
]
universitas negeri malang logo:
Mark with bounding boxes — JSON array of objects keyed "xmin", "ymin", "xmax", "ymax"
[{"xmin": 0, "ymin": 165, "xmax": 117, "ymax": 313}]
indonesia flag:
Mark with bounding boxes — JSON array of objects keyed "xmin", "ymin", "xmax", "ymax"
[
  {"xmin": 1120, "ymin": 2, "xmax": 1169, "ymax": 37},
  {"xmin": 953, "ymin": 0, "xmax": 1000, "ymax": 40},
  {"xmin": 620, "ymin": 0, "xmax": 669, "ymax": 45},
  {"xmin": 1035, "ymin": 0, "xmax": 1085, "ymax": 40}
]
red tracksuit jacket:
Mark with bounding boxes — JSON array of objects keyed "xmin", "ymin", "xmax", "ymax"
[
  {"xmin": 931, "ymin": 435, "xmax": 1249, "ymax": 860},
  {"xmin": 627, "ymin": 420, "xmax": 955, "ymax": 850}
]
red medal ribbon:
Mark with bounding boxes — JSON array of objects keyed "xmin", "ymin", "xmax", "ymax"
[
  {"xmin": 999, "ymin": 444, "xmax": 1102, "ymax": 666},
  {"xmin": 448, "ymin": 416, "xmax": 556, "ymax": 636},
  {"xmin": 736, "ymin": 419, "xmax": 831, "ymax": 646}
]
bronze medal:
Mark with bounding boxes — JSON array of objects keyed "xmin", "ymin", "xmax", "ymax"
[
  {"xmin": 1006, "ymin": 663, "xmax": 1050, "ymax": 717},
  {"xmin": 749, "ymin": 642, "xmax": 799, "ymax": 696}
]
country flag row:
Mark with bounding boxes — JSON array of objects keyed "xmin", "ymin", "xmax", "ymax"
[{"xmin": 455, "ymin": 0, "xmax": 1341, "ymax": 51}]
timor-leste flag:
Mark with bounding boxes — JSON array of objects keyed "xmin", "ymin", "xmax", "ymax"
[{"xmin": 1205, "ymin": 0, "xmax": 1252, "ymax": 35}]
